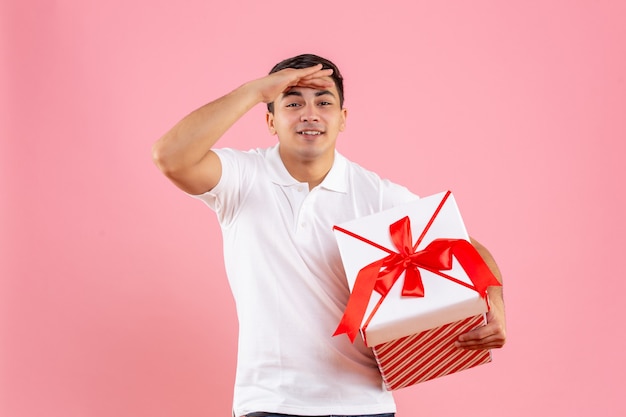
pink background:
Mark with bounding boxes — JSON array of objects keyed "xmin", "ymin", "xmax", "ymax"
[{"xmin": 2, "ymin": 1, "xmax": 625, "ymax": 416}]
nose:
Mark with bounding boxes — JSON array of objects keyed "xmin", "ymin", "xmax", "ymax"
[{"xmin": 300, "ymin": 107, "xmax": 320, "ymax": 122}]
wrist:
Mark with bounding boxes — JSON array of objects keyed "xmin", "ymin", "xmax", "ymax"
[{"xmin": 239, "ymin": 77, "xmax": 270, "ymax": 105}]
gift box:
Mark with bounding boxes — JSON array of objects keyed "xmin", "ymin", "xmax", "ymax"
[{"xmin": 333, "ymin": 191, "xmax": 500, "ymax": 390}]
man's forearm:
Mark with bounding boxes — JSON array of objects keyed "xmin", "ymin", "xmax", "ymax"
[
  {"xmin": 455, "ymin": 237, "xmax": 506, "ymax": 349},
  {"xmin": 152, "ymin": 81, "xmax": 261, "ymax": 174},
  {"xmin": 470, "ymin": 237, "xmax": 505, "ymax": 307},
  {"xmin": 470, "ymin": 237, "xmax": 502, "ymax": 283}
]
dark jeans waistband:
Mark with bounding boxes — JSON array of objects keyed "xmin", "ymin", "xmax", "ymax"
[{"xmin": 245, "ymin": 413, "xmax": 395, "ymax": 417}]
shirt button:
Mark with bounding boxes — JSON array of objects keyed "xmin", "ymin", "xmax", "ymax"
[{"xmin": 297, "ymin": 186, "xmax": 304, "ymax": 192}]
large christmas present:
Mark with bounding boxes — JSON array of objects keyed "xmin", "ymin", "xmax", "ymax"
[{"xmin": 333, "ymin": 191, "xmax": 500, "ymax": 390}]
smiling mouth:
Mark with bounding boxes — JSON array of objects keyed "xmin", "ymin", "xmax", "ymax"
[{"xmin": 298, "ymin": 130, "xmax": 323, "ymax": 136}]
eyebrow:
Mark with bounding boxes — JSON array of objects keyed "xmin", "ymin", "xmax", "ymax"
[{"xmin": 281, "ymin": 90, "xmax": 336, "ymax": 100}]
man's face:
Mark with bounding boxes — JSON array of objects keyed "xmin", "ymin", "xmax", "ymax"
[{"xmin": 266, "ymin": 79, "xmax": 347, "ymax": 163}]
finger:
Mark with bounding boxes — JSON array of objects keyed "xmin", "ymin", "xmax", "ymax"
[
  {"xmin": 280, "ymin": 68, "xmax": 333, "ymax": 93},
  {"xmin": 455, "ymin": 325, "xmax": 506, "ymax": 350},
  {"xmin": 272, "ymin": 65, "xmax": 325, "ymax": 86},
  {"xmin": 301, "ymin": 68, "xmax": 334, "ymax": 79},
  {"xmin": 455, "ymin": 333, "xmax": 505, "ymax": 350},
  {"xmin": 457, "ymin": 323, "xmax": 493, "ymax": 342},
  {"xmin": 291, "ymin": 64, "xmax": 327, "ymax": 79},
  {"xmin": 296, "ymin": 77, "xmax": 335, "ymax": 90}
]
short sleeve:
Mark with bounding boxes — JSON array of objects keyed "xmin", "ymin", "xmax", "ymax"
[{"xmin": 190, "ymin": 148, "xmax": 258, "ymax": 226}]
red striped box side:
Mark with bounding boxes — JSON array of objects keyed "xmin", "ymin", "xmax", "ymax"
[{"xmin": 372, "ymin": 315, "xmax": 492, "ymax": 390}]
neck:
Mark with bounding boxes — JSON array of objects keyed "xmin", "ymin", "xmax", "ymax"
[{"xmin": 279, "ymin": 150, "xmax": 334, "ymax": 190}]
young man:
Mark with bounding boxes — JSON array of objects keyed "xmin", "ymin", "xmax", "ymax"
[{"xmin": 153, "ymin": 54, "xmax": 506, "ymax": 417}]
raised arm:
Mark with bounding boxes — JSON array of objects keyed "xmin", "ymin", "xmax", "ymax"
[{"xmin": 151, "ymin": 64, "xmax": 334, "ymax": 195}]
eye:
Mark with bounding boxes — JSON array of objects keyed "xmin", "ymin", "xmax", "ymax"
[
  {"xmin": 318, "ymin": 101, "xmax": 332, "ymax": 106},
  {"xmin": 286, "ymin": 102, "xmax": 301, "ymax": 108}
]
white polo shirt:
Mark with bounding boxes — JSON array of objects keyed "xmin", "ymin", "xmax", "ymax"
[{"xmin": 194, "ymin": 144, "xmax": 418, "ymax": 417}]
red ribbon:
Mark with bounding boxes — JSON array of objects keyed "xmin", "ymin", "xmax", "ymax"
[{"xmin": 333, "ymin": 215, "xmax": 501, "ymax": 343}]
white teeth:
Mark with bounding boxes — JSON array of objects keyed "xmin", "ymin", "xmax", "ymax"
[{"xmin": 301, "ymin": 131, "xmax": 321, "ymax": 135}]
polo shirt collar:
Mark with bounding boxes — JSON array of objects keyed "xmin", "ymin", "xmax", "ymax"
[{"xmin": 266, "ymin": 144, "xmax": 348, "ymax": 193}]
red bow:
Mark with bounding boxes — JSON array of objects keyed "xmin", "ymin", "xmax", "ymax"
[{"xmin": 334, "ymin": 216, "xmax": 500, "ymax": 343}]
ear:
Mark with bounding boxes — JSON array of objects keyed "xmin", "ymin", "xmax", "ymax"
[
  {"xmin": 266, "ymin": 111, "xmax": 277, "ymax": 135},
  {"xmin": 339, "ymin": 107, "xmax": 348, "ymax": 132}
]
